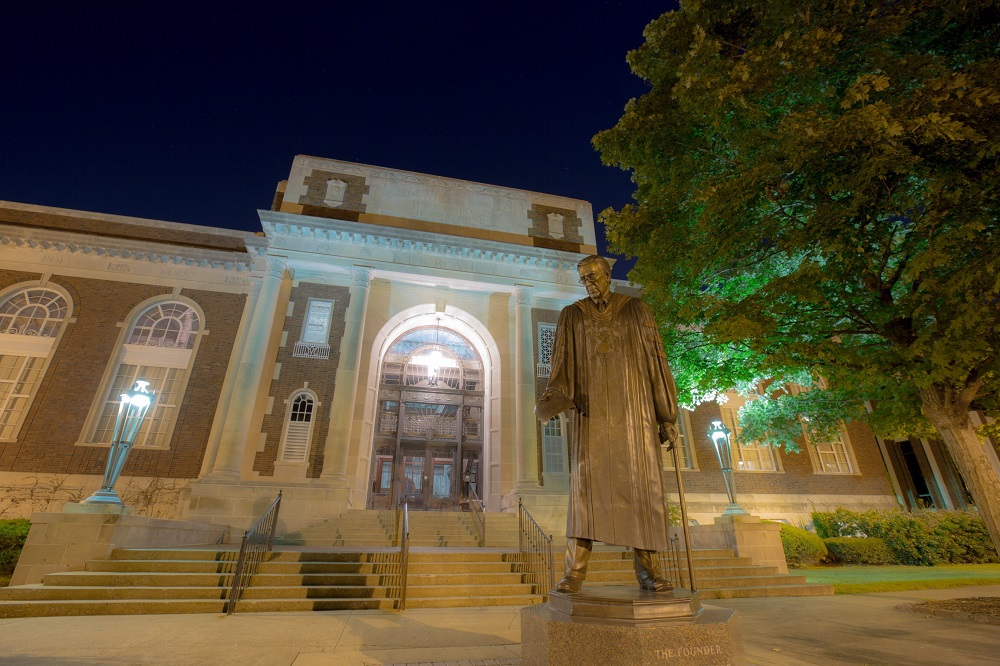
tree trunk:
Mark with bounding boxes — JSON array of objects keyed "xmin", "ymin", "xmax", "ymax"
[{"xmin": 919, "ymin": 386, "xmax": 1000, "ymax": 557}]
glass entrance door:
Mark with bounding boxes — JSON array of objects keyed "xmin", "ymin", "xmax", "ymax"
[
  {"xmin": 400, "ymin": 444, "xmax": 427, "ymax": 509},
  {"xmin": 367, "ymin": 325, "xmax": 485, "ymax": 511}
]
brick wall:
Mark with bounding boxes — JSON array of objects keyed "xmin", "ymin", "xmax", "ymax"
[
  {"xmin": 0, "ymin": 271, "xmax": 246, "ymax": 479},
  {"xmin": 253, "ymin": 282, "xmax": 351, "ymax": 478}
]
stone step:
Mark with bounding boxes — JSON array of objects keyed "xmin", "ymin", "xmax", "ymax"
[
  {"xmin": 0, "ymin": 597, "xmax": 402, "ymax": 618},
  {"xmin": 406, "ymin": 583, "xmax": 535, "ymax": 598}
]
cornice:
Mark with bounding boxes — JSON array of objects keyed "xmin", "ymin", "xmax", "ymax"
[
  {"xmin": 0, "ymin": 223, "xmax": 254, "ymax": 272},
  {"xmin": 259, "ymin": 209, "xmax": 587, "ymax": 273}
]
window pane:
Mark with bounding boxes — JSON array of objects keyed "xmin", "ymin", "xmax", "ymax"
[
  {"xmin": 0, "ymin": 288, "xmax": 68, "ymax": 338},
  {"xmin": 302, "ymin": 300, "xmax": 333, "ymax": 344},
  {"xmin": 129, "ymin": 302, "xmax": 200, "ymax": 349},
  {"xmin": 0, "ymin": 355, "xmax": 42, "ymax": 439}
]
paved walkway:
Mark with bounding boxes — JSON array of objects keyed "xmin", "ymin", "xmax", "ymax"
[{"xmin": 0, "ymin": 585, "xmax": 998, "ymax": 665}]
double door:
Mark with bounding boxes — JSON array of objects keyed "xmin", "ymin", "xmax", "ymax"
[{"xmin": 368, "ymin": 390, "xmax": 483, "ymax": 511}]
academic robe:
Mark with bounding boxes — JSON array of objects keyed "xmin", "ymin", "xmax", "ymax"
[{"xmin": 542, "ymin": 291, "xmax": 678, "ymax": 551}]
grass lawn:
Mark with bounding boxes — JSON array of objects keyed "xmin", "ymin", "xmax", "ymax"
[{"xmin": 801, "ymin": 564, "xmax": 1000, "ymax": 594}]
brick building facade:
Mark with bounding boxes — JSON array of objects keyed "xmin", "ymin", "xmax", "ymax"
[{"xmin": 2, "ymin": 155, "xmax": 994, "ymax": 533}]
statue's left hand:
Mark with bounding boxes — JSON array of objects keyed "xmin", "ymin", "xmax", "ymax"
[{"xmin": 658, "ymin": 423, "xmax": 678, "ymax": 449}]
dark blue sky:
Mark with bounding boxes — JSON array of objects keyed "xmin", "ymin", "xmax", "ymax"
[{"xmin": 1, "ymin": 2, "xmax": 678, "ymax": 277}]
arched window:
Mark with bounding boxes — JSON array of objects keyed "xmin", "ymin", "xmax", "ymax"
[
  {"xmin": 0, "ymin": 286, "xmax": 71, "ymax": 440},
  {"xmin": 280, "ymin": 391, "xmax": 316, "ymax": 463},
  {"xmin": 86, "ymin": 300, "xmax": 202, "ymax": 449}
]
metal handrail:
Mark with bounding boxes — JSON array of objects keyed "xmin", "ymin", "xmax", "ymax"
[
  {"xmin": 226, "ymin": 490, "xmax": 282, "ymax": 615},
  {"xmin": 517, "ymin": 499, "xmax": 555, "ymax": 600},
  {"xmin": 398, "ymin": 502, "xmax": 410, "ymax": 610},
  {"xmin": 468, "ymin": 485, "xmax": 486, "ymax": 546}
]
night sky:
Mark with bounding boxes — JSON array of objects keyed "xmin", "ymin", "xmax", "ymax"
[{"xmin": 2, "ymin": 2, "xmax": 679, "ymax": 277}]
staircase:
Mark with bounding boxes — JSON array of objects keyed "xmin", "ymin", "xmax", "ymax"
[
  {"xmin": 584, "ymin": 548, "xmax": 833, "ymax": 599},
  {"xmin": 0, "ymin": 545, "xmax": 543, "ymax": 618},
  {"xmin": 0, "ymin": 509, "xmax": 830, "ymax": 618}
]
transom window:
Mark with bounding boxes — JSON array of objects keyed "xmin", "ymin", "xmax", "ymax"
[
  {"xmin": 0, "ymin": 288, "xmax": 68, "ymax": 337},
  {"xmin": 128, "ymin": 302, "xmax": 200, "ymax": 348}
]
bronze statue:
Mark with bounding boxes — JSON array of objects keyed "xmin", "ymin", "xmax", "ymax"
[{"xmin": 536, "ymin": 255, "xmax": 679, "ymax": 594}]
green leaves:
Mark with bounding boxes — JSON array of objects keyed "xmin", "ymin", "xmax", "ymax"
[{"xmin": 596, "ymin": 0, "xmax": 1000, "ymax": 444}]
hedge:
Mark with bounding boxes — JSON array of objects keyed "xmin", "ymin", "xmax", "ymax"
[
  {"xmin": 812, "ymin": 509, "xmax": 998, "ymax": 566},
  {"xmin": 779, "ymin": 523, "xmax": 828, "ymax": 567},
  {"xmin": 0, "ymin": 519, "xmax": 30, "ymax": 577},
  {"xmin": 823, "ymin": 537, "xmax": 898, "ymax": 565}
]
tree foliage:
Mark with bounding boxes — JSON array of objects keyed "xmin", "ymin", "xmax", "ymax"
[
  {"xmin": 596, "ymin": 0, "xmax": 998, "ymax": 436},
  {"xmin": 595, "ymin": 0, "xmax": 1000, "ymax": 548}
]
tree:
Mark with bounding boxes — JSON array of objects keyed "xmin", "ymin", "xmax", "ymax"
[{"xmin": 594, "ymin": 0, "xmax": 1000, "ymax": 550}]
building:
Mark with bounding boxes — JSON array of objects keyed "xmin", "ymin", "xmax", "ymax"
[{"xmin": 2, "ymin": 156, "xmax": 991, "ymax": 534}]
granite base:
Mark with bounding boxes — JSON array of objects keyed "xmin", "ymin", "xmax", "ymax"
[{"xmin": 521, "ymin": 586, "xmax": 744, "ymax": 665}]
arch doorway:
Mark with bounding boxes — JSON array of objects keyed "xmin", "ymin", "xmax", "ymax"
[{"xmin": 368, "ymin": 325, "xmax": 484, "ymax": 511}]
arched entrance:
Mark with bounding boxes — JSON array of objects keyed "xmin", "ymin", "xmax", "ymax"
[{"xmin": 368, "ymin": 324, "xmax": 485, "ymax": 511}]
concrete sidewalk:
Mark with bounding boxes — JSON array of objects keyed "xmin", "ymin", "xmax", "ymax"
[{"xmin": 0, "ymin": 585, "xmax": 997, "ymax": 665}]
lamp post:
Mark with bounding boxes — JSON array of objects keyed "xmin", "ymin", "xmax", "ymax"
[
  {"xmin": 82, "ymin": 380, "xmax": 156, "ymax": 506},
  {"xmin": 708, "ymin": 419, "xmax": 747, "ymax": 516}
]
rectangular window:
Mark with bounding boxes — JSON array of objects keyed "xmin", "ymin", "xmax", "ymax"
[
  {"xmin": 302, "ymin": 299, "xmax": 334, "ymax": 344},
  {"xmin": 543, "ymin": 417, "xmax": 565, "ymax": 474},
  {"xmin": 663, "ymin": 409, "xmax": 697, "ymax": 470},
  {"xmin": 808, "ymin": 431, "xmax": 855, "ymax": 474},
  {"xmin": 0, "ymin": 355, "xmax": 43, "ymax": 440},
  {"xmin": 92, "ymin": 364, "xmax": 184, "ymax": 449},
  {"xmin": 537, "ymin": 323, "xmax": 556, "ymax": 377},
  {"xmin": 719, "ymin": 405, "xmax": 780, "ymax": 472}
]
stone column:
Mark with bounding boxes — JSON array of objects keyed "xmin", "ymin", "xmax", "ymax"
[
  {"xmin": 513, "ymin": 285, "xmax": 541, "ymax": 491},
  {"xmin": 208, "ymin": 258, "xmax": 288, "ymax": 479},
  {"xmin": 200, "ymin": 278, "xmax": 260, "ymax": 476},
  {"xmin": 320, "ymin": 266, "xmax": 372, "ymax": 486}
]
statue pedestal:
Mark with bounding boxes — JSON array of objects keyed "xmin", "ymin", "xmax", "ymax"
[{"xmin": 521, "ymin": 586, "xmax": 744, "ymax": 666}]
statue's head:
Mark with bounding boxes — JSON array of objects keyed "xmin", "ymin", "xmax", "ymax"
[{"xmin": 577, "ymin": 255, "xmax": 612, "ymax": 303}]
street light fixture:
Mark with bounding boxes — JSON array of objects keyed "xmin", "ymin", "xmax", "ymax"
[
  {"xmin": 82, "ymin": 380, "xmax": 156, "ymax": 506},
  {"xmin": 707, "ymin": 419, "xmax": 747, "ymax": 516}
]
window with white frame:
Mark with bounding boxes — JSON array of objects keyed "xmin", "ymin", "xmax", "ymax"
[
  {"xmin": 0, "ymin": 287, "xmax": 71, "ymax": 440},
  {"xmin": 719, "ymin": 404, "xmax": 781, "ymax": 472},
  {"xmin": 280, "ymin": 391, "xmax": 316, "ymax": 463},
  {"xmin": 293, "ymin": 298, "xmax": 334, "ymax": 359},
  {"xmin": 807, "ymin": 429, "xmax": 856, "ymax": 474},
  {"xmin": 88, "ymin": 301, "xmax": 201, "ymax": 449},
  {"xmin": 663, "ymin": 409, "xmax": 697, "ymax": 470},
  {"xmin": 542, "ymin": 416, "xmax": 567, "ymax": 474}
]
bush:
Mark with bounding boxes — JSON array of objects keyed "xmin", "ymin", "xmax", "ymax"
[
  {"xmin": 0, "ymin": 519, "xmax": 30, "ymax": 576},
  {"xmin": 823, "ymin": 537, "xmax": 898, "ymax": 565},
  {"xmin": 930, "ymin": 512, "xmax": 1000, "ymax": 564},
  {"xmin": 812, "ymin": 508, "xmax": 882, "ymax": 538},
  {"xmin": 780, "ymin": 523, "xmax": 828, "ymax": 567},
  {"xmin": 812, "ymin": 508, "xmax": 998, "ymax": 566}
]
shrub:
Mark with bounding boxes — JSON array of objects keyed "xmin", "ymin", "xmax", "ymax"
[
  {"xmin": 0, "ymin": 519, "xmax": 31, "ymax": 576},
  {"xmin": 780, "ymin": 523, "xmax": 828, "ymax": 567},
  {"xmin": 812, "ymin": 508, "xmax": 998, "ymax": 566},
  {"xmin": 812, "ymin": 508, "xmax": 881, "ymax": 539},
  {"xmin": 823, "ymin": 537, "xmax": 898, "ymax": 565},
  {"xmin": 930, "ymin": 512, "xmax": 1000, "ymax": 564}
]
